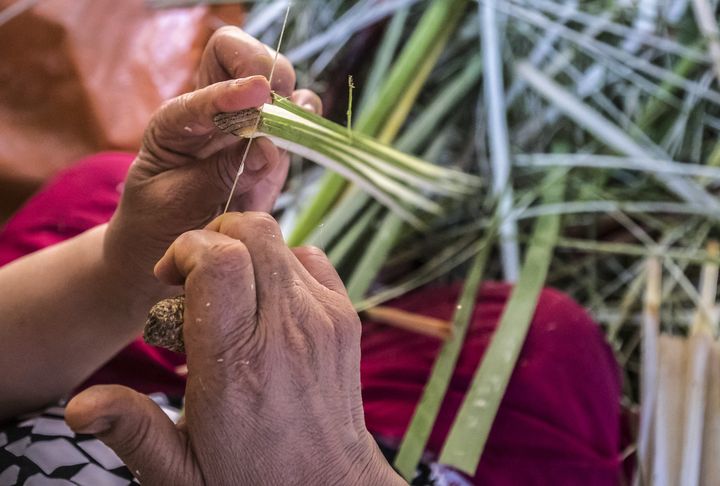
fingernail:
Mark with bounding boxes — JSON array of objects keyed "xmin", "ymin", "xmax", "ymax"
[
  {"xmin": 301, "ymin": 103, "xmax": 317, "ymax": 114},
  {"xmin": 73, "ymin": 417, "xmax": 112, "ymax": 435},
  {"xmin": 233, "ymin": 78, "xmax": 251, "ymax": 87},
  {"xmin": 233, "ymin": 75, "xmax": 262, "ymax": 87}
]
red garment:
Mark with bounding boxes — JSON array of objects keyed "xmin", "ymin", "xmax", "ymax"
[
  {"xmin": 0, "ymin": 152, "xmax": 186, "ymax": 398},
  {"xmin": 0, "ymin": 152, "xmax": 622, "ymax": 484},
  {"xmin": 362, "ymin": 284, "xmax": 621, "ymax": 484}
]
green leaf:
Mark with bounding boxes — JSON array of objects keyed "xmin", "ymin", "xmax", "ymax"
[
  {"xmin": 287, "ymin": 0, "xmax": 469, "ymax": 245},
  {"xmin": 438, "ymin": 169, "xmax": 566, "ymax": 475},
  {"xmin": 516, "ymin": 61, "xmax": 720, "ymax": 211},
  {"xmin": 346, "ymin": 212, "xmax": 405, "ymax": 302},
  {"xmin": 393, "ymin": 223, "xmax": 497, "ymax": 480},
  {"xmin": 328, "ymin": 203, "xmax": 383, "ymax": 267},
  {"xmin": 305, "ymin": 187, "xmax": 368, "ymax": 250}
]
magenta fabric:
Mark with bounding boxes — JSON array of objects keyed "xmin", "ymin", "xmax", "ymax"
[
  {"xmin": 0, "ymin": 152, "xmax": 622, "ymax": 484},
  {"xmin": 361, "ymin": 283, "xmax": 622, "ymax": 484},
  {"xmin": 0, "ymin": 152, "xmax": 186, "ymax": 398}
]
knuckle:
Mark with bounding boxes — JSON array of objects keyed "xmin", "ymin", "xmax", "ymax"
[
  {"xmin": 213, "ymin": 310, "xmax": 263, "ymax": 358},
  {"xmin": 244, "ymin": 211, "xmax": 281, "ymax": 235},
  {"xmin": 214, "ymin": 25, "xmax": 239, "ymax": 39},
  {"xmin": 331, "ymin": 303, "xmax": 361, "ymax": 343},
  {"xmin": 215, "ymin": 242, "xmax": 251, "ymax": 271},
  {"xmin": 141, "ymin": 107, "xmax": 172, "ymax": 154},
  {"xmin": 155, "ymin": 96, "xmax": 177, "ymax": 114},
  {"xmin": 103, "ymin": 397, "xmax": 154, "ymax": 459},
  {"xmin": 174, "ymin": 230, "xmax": 206, "ymax": 253},
  {"xmin": 142, "ymin": 94, "xmax": 194, "ymax": 153},
  {"xmin": 162, "ymin": 91, "xmax": 195, "ymax": 115},
  {"xmin": 286, "ymin": 278, "xmax": 315, "ymax": 310},
  {"xmin": 300, "ymin": 245, "xmax": 328, "ymax": 260},
  {"xmin": 170, "ymin": 92, "xmax": 194, "ymax": 116},
  {"xmin": 218, "ymin": 212, "xmax": 244, "ymax": 229},
  {"xmin": 196, "ymin": 241, "xmax": 250, "ymax": 277},
  {"xmin": 210, "ymin": 26, "xmax": 244, "ymax": 56}
]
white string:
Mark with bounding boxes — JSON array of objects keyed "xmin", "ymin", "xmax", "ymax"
[
  {"xmin": 223, "ymin": 1, "xmax": 293, "ymax": 214},
  {"xmin": 0, "ymin": 0, "xmax": 39, "ymax": 27}
]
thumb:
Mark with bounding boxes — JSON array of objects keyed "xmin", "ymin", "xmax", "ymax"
[{"xmin": 66, "ymin": 385, "xmax": 199, "ymax": 485}]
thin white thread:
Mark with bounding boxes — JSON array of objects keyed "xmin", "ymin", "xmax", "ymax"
[{"xmin": 223, "ymin": 2, "xmax": 293, "ymax": 215}]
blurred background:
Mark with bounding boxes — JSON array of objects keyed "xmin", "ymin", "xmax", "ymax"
[{"xmin": 3, "ymin": 0, "xmax": 720, "ymax": 483}]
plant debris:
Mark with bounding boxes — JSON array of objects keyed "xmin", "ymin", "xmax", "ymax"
[{"xmin": 145, "ymin": 295, "xmax": 186, "ymax": 353}]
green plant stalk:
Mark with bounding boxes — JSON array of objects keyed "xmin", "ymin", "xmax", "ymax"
[
  {"xmin": 438, "ymin": 170, "xmax": 566, "ymax": 475},
  {"xmin": 304, "ymin": 56, "xmax": 483, "ymax": 254},
  {"xmin": 517, "ymin": 61, "xmax": 720, "ymax": 211},
  {"xmin": 345, "ymin": 46, "xmax": 478, "ymax": 298},
  {"xmin": 357, "ymin": 6, "xmax": 409, "ymax": 115},
  {"xmin": 352, "ymin": 166, "xmax": 565, "ymax": 311},
  {"xmin": 355, "ymin": 0, "xmax": 468, "ymax": 134},
  {"xmin": 606, "ymin": 270, "xmax": 647, "ymax": 346},
  {"xmin": 328, "ymin": 203, "xmax": 383, "ymax": 267},
  {"xmin": 393, "ymin": 226, "xmax": 497, "ymax": 480},
  {"xmin": 305, "ymin": 187, "xmax": 367, "ymax": 250},
  {"xmin": 258, "ymin": 121, "xmax": 439, "ymax": 224},
  {"xmin": 287, "ymin": 173, "xmax": 346, "ymax": 247},
  {"xmin": 258, "ymin": 124, "xmax": 462, "ymax": 198},
  {"xmin": 347, "ymin": 213, "xmax": 404, "ymax": 302},
  {"xmin": 354, "ymin": 234, "xmax": 483, "ymax": 312},
  {"xmin": 266, "ymin": 97, "xmax": 472, "ymax": 184},
  {"xmin": 706, "ymin": 140, "xmax": 720, "ymax": 168},
  {"xmin": 638, "ymin": 257, "xmax": 662, "ymax": 483},
  {"xmin": 387, "ymin": 226, "xmax": 486, "ymax": 269},
  {"xmin": 346, "ymin": 75, "xmax": 355, "ymax": 136},
  {"xmin": 287, "ymin": 0, "xmax": 469, "ymax": 246},
  {"xmin": 482, "ymin": 0, "xmax": 520, "ymax": 282},
  {"xmin": 556, "ymin": 237, "xmax": 720, "ymax": 265},
  {"xmin": 375, "ymin": 30, "xmax": 452, "ymax": 144},
  {"xmin": 300, "ymin": 8, "xmax": 410, "ymax": 248},
  {"xmin": 635, "ymin": 50, "xmax": 700, "ymax": 132},
  {"xmin": 395, "ymin": 57, "xmax": 483, "ymax": 151},
  {"xmin": 348, "ymin": 170, "xmax": 545, "ymax": 305},
  {"xmin": 217, "ymin": 98, "xmax": 480, "ymax": 228}
]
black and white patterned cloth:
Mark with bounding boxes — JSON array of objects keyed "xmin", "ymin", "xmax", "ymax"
[
  {"xmin": 377, "ymin": 442, "xmax": 473, "ymax": 486},
  {"xmin": 0, "ymin": 395, "xmax": 180, "ymax": 485},
  {"xmin": 1, "ymin": 396, "xmax": 471, "ymax": 486}
]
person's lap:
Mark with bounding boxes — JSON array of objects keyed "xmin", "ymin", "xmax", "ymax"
[{"xmin": 0, "ymin": 153, "xmax": 622, "ymax": 484}]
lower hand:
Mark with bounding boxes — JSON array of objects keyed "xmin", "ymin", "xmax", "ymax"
[{"xmin": 66, "ymin": 213, "xmax": 403, "ymax": 485}]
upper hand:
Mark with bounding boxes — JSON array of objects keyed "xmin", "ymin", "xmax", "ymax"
[
  {"xmin": 104, "ymin": 27, "xmax": 322, "ymax": 292},
  {"xmin": 67, "ymin": 213, "xmax": 403, "ymax": 485}
]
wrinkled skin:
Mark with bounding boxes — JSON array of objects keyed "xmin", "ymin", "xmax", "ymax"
[
  {"xmin": 103, "ymin": 26, "xmax": 322, "ymax": 291},
  {"xmin": 66, "ymin": 213, "xmax": 404, "ymax": 485},
  {"xmin": 63, "ymin": 26, "xmax": 404, "ymax": 485}
]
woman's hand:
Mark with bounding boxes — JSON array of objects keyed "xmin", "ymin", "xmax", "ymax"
[
  {"xmin": 104, "ymin": 27, "xmax": 322, "ymax": 295},
  {"xmin": 0, "ymin": 27, "xmax": 324, "ymax": 419},
  {"xmin": 67, "ymin": 213, "xmax": 404, "ymax": 485}
]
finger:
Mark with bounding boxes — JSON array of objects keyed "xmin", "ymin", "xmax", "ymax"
[
  {"xmin": 154, "ymin": 230, "xmax": 254, "ymax": 289},
  {"xmin": 198, "ymin": 26, "xmax": 296, "ymax": 96},
  {"xmin": 154, "ymin": 229, "xmax": 259, "ymax": 361},
  {"xmin": 225, "ymin": 137, "xmax": 280, "ymax": 178},
  {"xmin": 66, "ymin": 385, "xmax": 198, "ymax": 486},
  {"xmin": 139, "ymin": 76, "xmax": 270, "ymax": 168},
  {"xmin": 226, "ymin": 138, "xmax": 289, "ymax": 213},
  {"xmin": 291, "ymin": 246, "xmax": 346, "ymax": 294},
  {"xmin": 205, "ymin": 135, "xmax": 281, "ymax": 198},
  {"xmin": 290, "ymin": 89, "xmax": 323, "ymax": 115},
  {"xmin": 205, "ymin": 213, "xmax": 293, "ymax": 307},
  {"xmin": 154, "ymin": 230, "xmax": 217, "ymax": 285}
]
